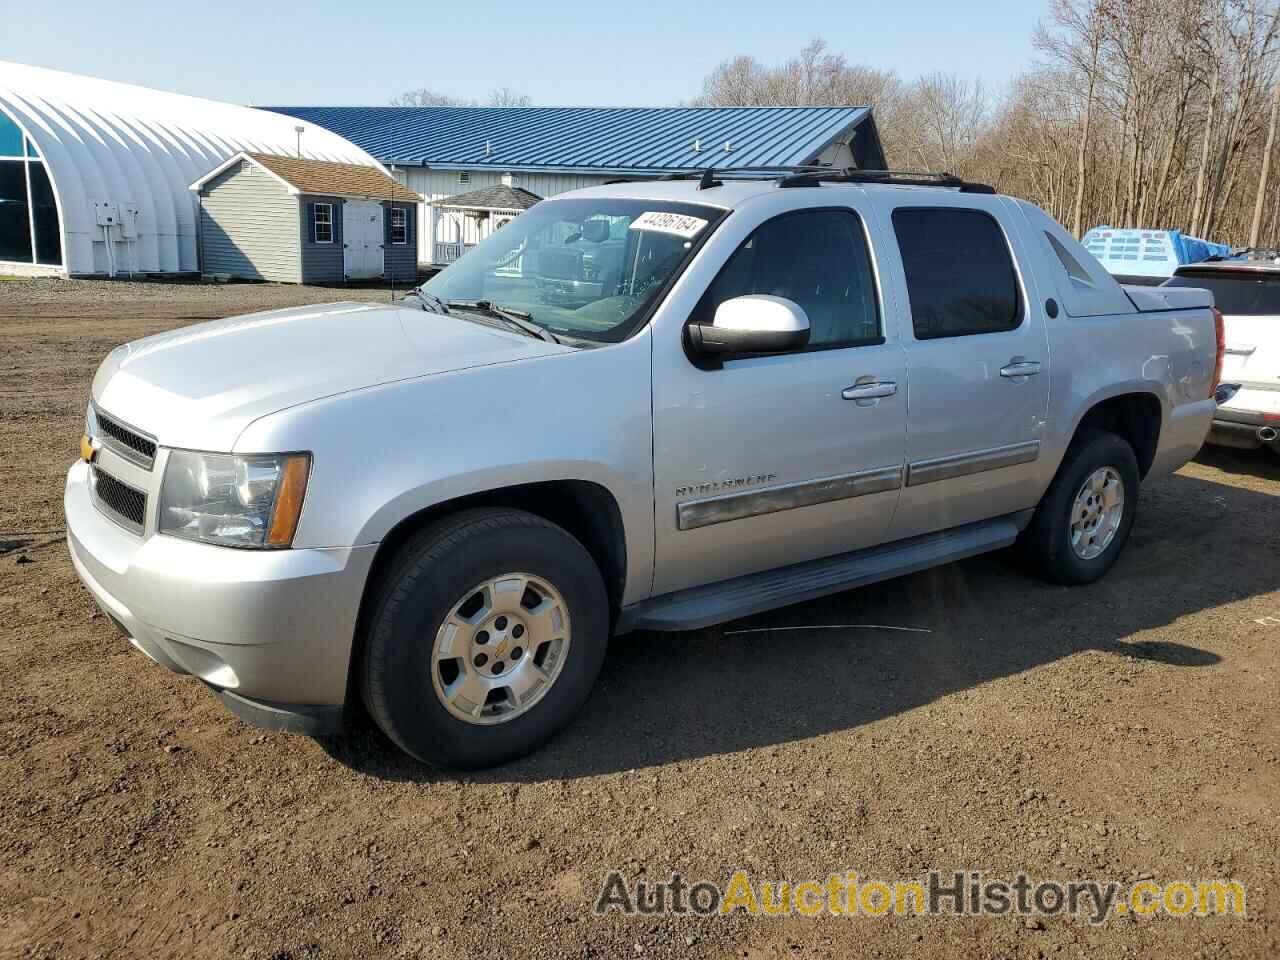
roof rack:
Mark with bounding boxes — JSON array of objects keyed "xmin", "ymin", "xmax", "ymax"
[
  {"xmin": 777, "ymin": 168, "xmax": 996, "ymax": 193},
  {"xmin": 602, "ymin": 165, "xmax": 832, "ymax": 188},
  {"xmin": 602, "ymin": 166, "xmax": 995, "ymax": 193}
]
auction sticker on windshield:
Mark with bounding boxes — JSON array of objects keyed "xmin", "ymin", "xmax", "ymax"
[{"xmin": 630, "ymin": 211, "xmax": 709, "ymax": 239}]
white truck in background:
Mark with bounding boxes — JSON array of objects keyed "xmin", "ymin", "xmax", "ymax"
[{"xmin": 1167, "ymin": 257, "xmax": 1280, "ymax": 454}]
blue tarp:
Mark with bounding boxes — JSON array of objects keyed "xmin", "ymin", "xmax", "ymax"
[{"xmin": 1082, "ymin": 227, "xmax": 1233, "ymax": 280}]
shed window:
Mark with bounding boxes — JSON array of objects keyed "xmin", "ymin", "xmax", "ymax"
[
  {"xmin": 313, "ymin": 203, "xmax": 333, "ymax": 244},
  {"xmin": 458, "ymin": 171, "xmax": 470, "ymax": 184},
  {"xmin": 390, "ymin": 207, "xmax": 408, "ymax": 245}
]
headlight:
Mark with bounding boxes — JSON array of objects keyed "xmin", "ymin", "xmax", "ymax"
[{"xmin": 159, "ymin": 450, "xmax": 311, "ymax": 549}]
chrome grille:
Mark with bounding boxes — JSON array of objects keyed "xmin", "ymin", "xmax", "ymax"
[
  {"xmin": 91, "ymin": 466, "xmax": 147, "ymax": 534},
  {"xmin": 94, "ymin": 407, "xmax": 157, "ymax": 469}
]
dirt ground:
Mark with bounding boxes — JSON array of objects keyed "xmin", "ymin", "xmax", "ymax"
[{"xmin": 1, "ymin": 277, "xmax": 1277, "ymax": 960}]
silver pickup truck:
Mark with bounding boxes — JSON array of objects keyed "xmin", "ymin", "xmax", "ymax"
[{"xmin": 66, "ymin": 170, "xmax": 1221, "ymax": 768}]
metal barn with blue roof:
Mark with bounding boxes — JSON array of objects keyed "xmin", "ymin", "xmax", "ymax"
[{"xmin": 263, "ymin": 105, "xmax": 884, "ymax": 266}]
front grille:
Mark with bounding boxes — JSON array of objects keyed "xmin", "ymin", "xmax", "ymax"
[
  {"xmin": 95, "ymin": 408, "xmax": 157, "ymax": 469},
  {"xmin": 92, "ymin": 466, "xmax": 147, "ymax": 534}
]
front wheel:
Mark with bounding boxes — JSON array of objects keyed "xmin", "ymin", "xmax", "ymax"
[
  {"xmin": 361, "ymin": 508, "xmax": 609, "ymax": 768},
  {"xmin": 1025, "ymin": 429, "xmax": 1140, "ymax": 585}
]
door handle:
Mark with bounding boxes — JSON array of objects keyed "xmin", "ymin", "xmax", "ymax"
[
  {"xmin": 842, "ymin": 380, "xmax": 898, "ymax": 401},
  {"xmin": 999, "ymin": 360, "xmax": 1042, "ymax": 379}
]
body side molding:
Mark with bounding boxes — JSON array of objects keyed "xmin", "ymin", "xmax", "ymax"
[
  {"xmin": 675, "ymin": 465, "xmax": 903, "ymax": 531},
  {"xmin": 906, "ymin": 440, "xmax": 1041, "ymax": 487}
]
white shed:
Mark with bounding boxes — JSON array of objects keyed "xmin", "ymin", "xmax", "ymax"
[{"xmin": 431, "ymin": 181, "xmax": 542, "ymax": 265}]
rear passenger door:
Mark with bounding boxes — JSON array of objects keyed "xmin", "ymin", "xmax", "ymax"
[{"xmin": 876, "ymin": 198, "xmax": 1051, "ymax": 541}]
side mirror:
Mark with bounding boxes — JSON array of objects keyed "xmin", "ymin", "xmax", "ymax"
[{"xmin": 688, "ymin": 295, "xmax": 810, "ymax": 355}]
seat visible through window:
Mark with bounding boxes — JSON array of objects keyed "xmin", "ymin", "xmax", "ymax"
[{"xmin": 694, "ymin": 209, "xmax": 881, "ymax": 349}]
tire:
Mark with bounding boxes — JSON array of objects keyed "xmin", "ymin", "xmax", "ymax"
[
  {"xmin": 361, "ymin": 508, "xmax": 609, "ymax": 769},
  {"xmin": 1024, "ymin": 429, "xmax": 1140, "ymax": 585}
]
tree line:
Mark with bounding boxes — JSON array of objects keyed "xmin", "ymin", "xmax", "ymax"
[{"xmin": 694, "ymin": 2, "xmax": 1280, "ymax": 247}]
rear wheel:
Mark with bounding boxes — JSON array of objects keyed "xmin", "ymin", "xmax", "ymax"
[
  {"xmin": 361, "ymin": 508, "xmax": 609, "ymax": 768},
  {"xmin": 1025, "ymin": 430, "xmax": 1140, "ymax": 585}
]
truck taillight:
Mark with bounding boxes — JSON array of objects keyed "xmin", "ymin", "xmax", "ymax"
[{"xmin": 1211, "ymin": 307, "xmax": 1225, "ymax": 397}]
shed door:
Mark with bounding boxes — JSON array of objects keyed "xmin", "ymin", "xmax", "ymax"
[{"xmin": 343, "ymin": 201, "xmax": 384, "ymax": 280}]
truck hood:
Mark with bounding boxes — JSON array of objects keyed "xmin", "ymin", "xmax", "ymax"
[{"xmin": 92, "ymin": 300, "xmax": 569, "ymax": 451}]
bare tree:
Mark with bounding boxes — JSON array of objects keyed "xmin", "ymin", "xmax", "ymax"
[
  {"xmin": 692, "ymin": 40, "xmax": 910, "ymax": 161},
  {"xmin": 896, "ymin": 72, "xmax": 989, "ymax": 176},
  {"xmin": 391, "ymin": 87, "xmax": 534, "ymax": 108},
  {"xmin": 1023, "ymin": 0, "xmax": 1280, "ymax": 243},
  {"xmin": 488, "ymin": 87, "xmax": 533, "ymax": 107},
  {"xmin": 1036, "ymin": 0, "xmax": 1108, "ymax": 236},
  {"xmin": 1250, "ymin": 77, "xmax": 1280, "ymax": 245},
  {"xmin": 390, "ymin": 88, "xmax": 473, "ymax": 107}
]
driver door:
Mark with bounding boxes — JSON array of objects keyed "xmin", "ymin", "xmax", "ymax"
[{"xmin": 650, "ymin": 202, "xmax": 908, "ymax": 596}]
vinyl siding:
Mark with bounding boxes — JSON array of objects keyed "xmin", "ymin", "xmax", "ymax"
[
  {"xmin": 197, "ymin": 161, "xmax": 301, "ymax": 282},
  {"xmin": 383, "ymin": 202, "xmax": 417, "ymax": 282},
  {"xmin": 300, "ymin": 195, "xmax": 345, "ymax": 283},
  {"xmin": 299, "ymin": 197, "xmax": 418, "ymax": 283}
]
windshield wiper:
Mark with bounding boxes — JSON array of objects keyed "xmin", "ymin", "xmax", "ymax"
[
  {"xmin": 446, "ymin": 300, "xmax": 561, "ymax": 344},
  {"xmin": 412, "ymin": 289, "xmax": 451, "ymax": 314}
]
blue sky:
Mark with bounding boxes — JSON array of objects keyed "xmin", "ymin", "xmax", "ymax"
[{"xmin": 9, "ymin": 0, "xmax": 1044, "ymax": 107}]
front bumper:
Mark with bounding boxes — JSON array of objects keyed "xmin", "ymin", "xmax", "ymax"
[{"xmin": 65, "ymin": 459, "xmax": 376, "ymax": 732}]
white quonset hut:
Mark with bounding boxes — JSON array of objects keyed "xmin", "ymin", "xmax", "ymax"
[{"xmin": 0, "ymin": 61, "xmax": 382, "ymax": 277}]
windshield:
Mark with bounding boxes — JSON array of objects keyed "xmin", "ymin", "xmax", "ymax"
[
  {"xmin": 1165, "ymin": 270, "xmax": 1280, "ymax": 317},
  {"xmin": 419, "ymin": 198, "xmax": 726, "ymax": 342}
]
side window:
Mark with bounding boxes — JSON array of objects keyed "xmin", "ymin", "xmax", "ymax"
[
  {"xmin": 891, "ymin": 208, "xmax": 1022, "ymax": 339},
  {"xmin": 390, "ymin": 207, "xmax": 408, "ymax": 245},
  {"xmin": 693, "ymin": 209, "xmax": 882, "ymax": 349},
  {"xmin": 313, "ymin": 202, "xmax": 334, "ymax": 244}
]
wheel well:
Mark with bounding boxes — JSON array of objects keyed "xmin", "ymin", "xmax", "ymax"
[
  {"xmin": 359, "ymin": 479, "xmax": 628, "ymax": 622},
  {"xmin": 345, "ymin": 481, "xmax": 628, "ymax": 709},
  {"xmin": 1074, "ymin": 393, "xmax": 1162, "ymax": 477}
]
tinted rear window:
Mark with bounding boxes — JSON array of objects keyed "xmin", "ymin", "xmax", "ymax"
[
  {"xmin": 892, "ymin": 208, "xmax": 1022, "ymax": 339},
  {"xmin": 1165, "ymin": 272, "xmax": 1280, "ymax": 316}
]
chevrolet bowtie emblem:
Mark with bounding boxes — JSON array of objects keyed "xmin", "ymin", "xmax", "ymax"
[{"xmin": 80, "ymin": 434, "xmax": 97, "ymax": 463}]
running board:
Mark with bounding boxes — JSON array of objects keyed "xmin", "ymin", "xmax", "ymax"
[{"xmin": 617, "ymin": 515, "xmax": 1022, "ymax": 633}]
